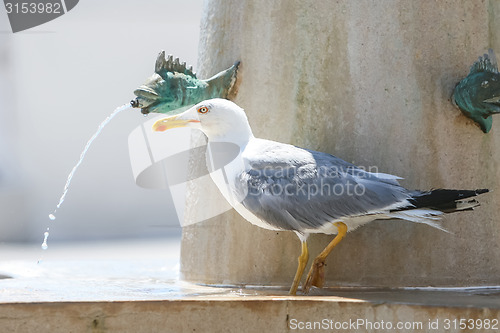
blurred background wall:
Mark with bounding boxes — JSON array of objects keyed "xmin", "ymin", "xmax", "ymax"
[{"xmin": 0, "ymin": 0, "xmax": 203, "ymax": 242}]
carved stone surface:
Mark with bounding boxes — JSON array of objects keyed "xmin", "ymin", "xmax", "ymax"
[{"xmin": 180, "ymin": 0, "xmax": 500, "ymax": 289}]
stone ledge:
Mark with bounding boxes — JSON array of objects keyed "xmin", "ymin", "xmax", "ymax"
[{"xmin": 1, "ymin": 289, "xmax": 499, "ymax": 333}]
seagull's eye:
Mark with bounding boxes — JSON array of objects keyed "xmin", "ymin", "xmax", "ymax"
[
  {"xmin": 481, "ymin": 80, "xmax": 489, "ymax": 88},
  {"xmin": 197, "ymin": 106, "xmax": 209, "ymax": 114}
]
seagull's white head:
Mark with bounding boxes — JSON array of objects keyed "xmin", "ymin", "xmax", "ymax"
[{"xmin": 152, "ymin": 98, "xmax": 254, "ymax": 145}]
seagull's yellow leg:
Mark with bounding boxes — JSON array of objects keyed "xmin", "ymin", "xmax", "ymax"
[
  {"xmin": 289, "ymin": 240, "xmax": 309, "ymax": 295},
  {"xmin": 303, "ymin": 222, "xmax": 347, "ymax": 294}
]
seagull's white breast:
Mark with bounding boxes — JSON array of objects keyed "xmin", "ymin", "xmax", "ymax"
[{"xmin": 206, "ymin": 139, "xmax": 282, "ymax": 231}]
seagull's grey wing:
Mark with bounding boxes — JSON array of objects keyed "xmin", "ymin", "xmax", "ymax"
[{"xmin": 235, "ymin": 141, "xmax": 411, "ymax": 232}]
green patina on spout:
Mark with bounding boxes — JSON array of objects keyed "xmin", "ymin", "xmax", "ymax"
[
  {"xmin": 453, "ymin": 49, "xmax": 500, "ymax": 133},
  {"xmin": 131, "ymin": 51, "xmax": 240, "ymax": 115}
]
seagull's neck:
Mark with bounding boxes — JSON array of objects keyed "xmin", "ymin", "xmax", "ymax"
[{"xmin": 205, "ymin": 122, "xmax": 255, "ymax": 148}]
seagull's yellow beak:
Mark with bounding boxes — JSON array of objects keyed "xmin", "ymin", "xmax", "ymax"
[{"xmin": 152, "ymin": 114, "xmax": 200, "ymax": 132}]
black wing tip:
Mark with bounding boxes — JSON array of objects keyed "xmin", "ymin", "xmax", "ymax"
[
  {"xmin": 475, "ymin": 188, "xmax": 489, "ymax": 195},
  {"xmin": 421, "ymin": 188, "xmax": 489, "ymax": 196},
  {"xmin": 405, "ymin": 188, "xmax": 489, "ymax": 213}
]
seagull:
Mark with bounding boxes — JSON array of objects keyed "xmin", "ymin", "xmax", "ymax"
[{"xmin": 152, "ymin": 98, "xmax": 488, "ymax": 295}]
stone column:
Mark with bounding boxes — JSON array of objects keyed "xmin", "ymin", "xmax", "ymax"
[{"xmin": 181, "ymin": 0, "xmax": 500, "ymax": 288}]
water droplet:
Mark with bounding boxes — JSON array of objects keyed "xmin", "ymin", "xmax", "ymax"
[
  {"xmin": 41, "ymin": 230, "xmax": 49, "ymax": 250},
  {"xmin": 49, "ymin": 214, "xmax": 56, "ymax": 220}
]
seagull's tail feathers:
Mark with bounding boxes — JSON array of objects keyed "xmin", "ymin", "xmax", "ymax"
[
  {"xmin": 407, "ymin": 188, "xmax": 489, "ymax": 213},
  {"xmin": 388, "ymin": 189, "xmax": 488, "ymax": 232},
  {"xmin": 388, "ymin": 189, "xmax": 487, "ymax": 232},
  {"xmin": 390, "ymin": 209, "xmax": 448, "ymax": 232}
]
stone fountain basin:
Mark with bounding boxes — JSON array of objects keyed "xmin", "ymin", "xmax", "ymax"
[{"xmin": 1, "ymin": 239, "xmax": 499, "ymax": 332}]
